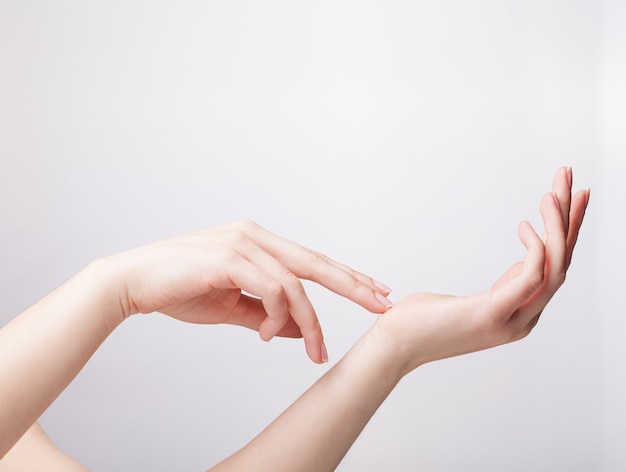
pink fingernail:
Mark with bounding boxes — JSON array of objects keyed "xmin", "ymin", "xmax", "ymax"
[
  {"xmin": 320, "ymin": 341, "xmax": 329, "ymax": 363},
  {"xmin": 552, "ymin": 192, "xmax": 561, "ymax": 210},
  {"xmin": 375, "ymin": 291, "xmax": 393, "ymax": 309},
  {"xmin": 374, "ymin": 279, "xmax": 392, "ymax": 295}
]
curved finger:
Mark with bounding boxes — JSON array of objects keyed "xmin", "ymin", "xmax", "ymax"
[
  {"xmin": 227, "ymin": 295, "xmax": 303, "ymax": 338},
  {"xmin": 543, "ymin": 191, "xmax": 568, "ymax": 282},
  {"xmin": 512, "ymin": 191, "xmax": 568, "ymax": 327},
  {"xmin": 488, "ymin": 220, "xmax": 545, "ymax": 319},
  {"xmin": 232, "ymin": 236, "xmax": 326, "ymax": 362},
  {"xmin": 222, "ymin": 254, "xmax": 292, "ymax": 340},
  {"xmin": 566, "ymin": 188, "xmax": 590, "ymax": 269},
  {"xmin": 552, "ymin": 167, "xmax": 572, "ymax": 236}
]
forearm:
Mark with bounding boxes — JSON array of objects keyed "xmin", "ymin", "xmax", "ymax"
[
  {"xmin": 210, "ymin": 329, "xmax": 404, "ymax": 472},
  {"xmin": 0, "ymin": 423, "xmax": 89, "ymax": 472},
  {"xmin": 0, "ymin": 259, "xmax": 124, "ymax": 458}
]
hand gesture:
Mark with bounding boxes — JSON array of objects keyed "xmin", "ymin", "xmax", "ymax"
[
  {"xmin": 373, "ymin": 167, "xmax": 589, "ymax": 376},
  {"xmin": 106, "ymin": 220, "xmax": 392, "ymax": 363}
]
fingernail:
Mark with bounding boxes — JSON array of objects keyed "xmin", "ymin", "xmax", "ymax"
[
  {"xmin": 375, "ymin": 291, "xmax": 393, "ymax": 309},
  {"xmin": 373, "ymin": 279, "xmax": 392, "ymax": 295},
  {"xmin": 585, "ymin": 188, "xmax": 591, "ymax": 208},
  {"xmin": 567, "ymin": 167, "xmax": 573, "ymax": 188},
  {"xmin": 320, "ymin": 341, "xmax": 328, "ymax": 363},
  {"xmin": 552, "ymin": 192, "xmax": 561, "ymax": 211}
]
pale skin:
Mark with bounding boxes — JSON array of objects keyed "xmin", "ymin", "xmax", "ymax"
[{"xmin": 0, "ymin": 168, "xmax": 588, "ymax": 471}]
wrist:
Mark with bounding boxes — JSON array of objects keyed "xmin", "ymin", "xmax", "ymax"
[
  {"xmin": 365, "ymin": 318, "xmax": 427, "ymax": 380},
  {"xmin": 79, "ymin": 257, "xmax": 130, "ymax": 332},
  {"xmin": 357, "ymin": 325, "xmax": 412, "ymax": 384}
]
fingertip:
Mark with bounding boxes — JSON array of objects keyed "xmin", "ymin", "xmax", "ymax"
[
  {"xmin": 553, "ymin": 166, "xmax": 570, "ymax": 187},
  {"xmin": 373, "ymin": 279, "xmax": 392, "ymax": 296},
  {"xmin": 258, "ymin": 317, "xmax": 280, "ymax": 342},
  {"xmin": 519, "ymin": 219, "xmax": 534, "ymax": 231},
  {"xmin": 320, "ymin": 341, "xmax": 329, "ymax": 363},
  {"xmin": 539, "ymin": 191, "xmax": 555, "ymax": 211},
  {"xmin": 538, "ymin": 192, "xmax": 564, "ymax": 232},
  {"xmin": 304, "ymin": 339, "xmax": 325, "ymax": 364},
  {"xmin": 518, "ymin": 219, "xmax": 538, "ymax": 243},
  {"xmin": 259, "ymin": 329, "xmax": 274, "ymax": 343},
  {"xmin": 375, "ymin": 291, "xmax": 394, "ymax": 311},
  {"xmin": 299, "ymin": 319, "xmax": 325, "ymax": 363}
]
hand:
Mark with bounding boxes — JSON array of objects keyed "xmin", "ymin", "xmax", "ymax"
[
  {"xmin": 105, "ymin": 220, "xmax": 392, "ymax": 363},
  {"xmin": 373, "ymin": 167, "xmax": 589, "ymax": 376}
]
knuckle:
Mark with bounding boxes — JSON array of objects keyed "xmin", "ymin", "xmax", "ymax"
[
  {"xmin": 223, "ymin": 228, "xmax": 250, "ymax": 246},
  {"xmin": 310, "ymin": 251, "xmax": 330, "ymax": 265},
  {"xmin": 305, "ymin": 251, "xmax": 331, "ymax": 279},
  {"xmin": 232, "ymin": 219, "xmax": 258, "ymax": 232},
  {"xmin": 308, "ymin": 316, "xmax": 321, "ymax": 332},
  {"xmin": 284, "ymin": 271, "xmax": 305, "ymax": 293},
  {"xmin": 265, "ymin": 279, "xmax": 285, "ymax": 298},
  {"xmin": 219, "ymin": 246, "xmax": 240, "ymax": 265},
  {"xmin": 299, "ymin": 309, "xmax": 321, "ymax": 331}
]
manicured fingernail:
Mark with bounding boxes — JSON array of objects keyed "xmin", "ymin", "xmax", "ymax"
[
  {"xmin": 375, "ymin": 291, "xmax": 393, "ymax": 309},
  {"xmin": 552, "ymin": 192, "xmax": 561, "ymax": 210},
  {"xmin": 567, "ymin": 167, "xmax": 573, "ymax": 188},
  {"xmin": 320, "ymin": 341, "xmax": 328, "ymax": 363},
  {"xmin": 373, "ymin": 279, "xmax": 392, "ymax": 295}
]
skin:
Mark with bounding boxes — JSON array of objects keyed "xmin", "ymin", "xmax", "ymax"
[
  {"xmin": 0, "ymin": 168, "xmax": 588, "ymax": 471},
  {"xmin": 0, "ymin": 219, "xmax": 391, "ymax": 461},
  {"xmin": 209, "ymin": 167, "xmax": 589, "ymax": 471}
]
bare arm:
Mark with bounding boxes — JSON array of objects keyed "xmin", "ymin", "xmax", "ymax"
[
  {"xmin": 0, "ymin": 221, "xmax": 390, "ymax": 459},
  {"xmin": 0, "ymin": 423, "xmax": 88, "ymax": 472},
  {"xmin": 210, "ymin": 167, "xmax": 589, "ymax": 471}
]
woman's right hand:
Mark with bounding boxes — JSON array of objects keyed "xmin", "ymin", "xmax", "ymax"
[{"xmin": 103, "ymin": 220, "xmax": 392, "ymax": 364}]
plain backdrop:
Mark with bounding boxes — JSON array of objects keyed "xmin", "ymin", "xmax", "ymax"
[{"xmin": 1, "ymin": 1, "xmax": 624, "ymax": 470}]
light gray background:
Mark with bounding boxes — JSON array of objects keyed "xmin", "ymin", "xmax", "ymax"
[{"xmin": 0, "ymin": 1, "xmax": 624, "ymax": 470}]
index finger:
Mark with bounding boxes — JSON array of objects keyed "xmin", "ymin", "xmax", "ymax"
[
  {"xmin": 488, "ymin": 220, "xmax": 546, "ymax": 320},
  {"xmin": 236, "ymin": 221, "xmax": 393, "ymax": 313}
]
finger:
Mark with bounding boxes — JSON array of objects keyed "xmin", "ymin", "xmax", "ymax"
[
  {"xmin": 565, "ymin": 188, "xmax": 590, "ymax": 269},
  {"xmin": 240, "ymin": 221, "xmax": 392, "ymax": 312},
  {"xmin": 233, "ymin": 237, "xmax": 325, "ymax": 362},
  {"xmin": 488, "ymin": 220, "xmax": 545, "ymax": 319},
  {"xmin": 512, "ymin": 191, "xmax": 567, "ymax": 327},
  {"xmin": 543, "ymin": 191, "xmax": 568, "ymax": 282},
  {"xmin": 221, "ymin": 254, "xmax": 292, "ymax": 340},
  {"xmin": 297, "ymin": 251, "xmax": 394, "ymax": 312},
  {"xmin": 552, "ymin": 167, "xmax": 572, "ymax": 236},
  {"xmin": 227, "ymin": 295, "xmax": 303, "ymax": 338},
  {"xmin": 322, "ymin": 256, "xmax": 392, "ymax": 295}
]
